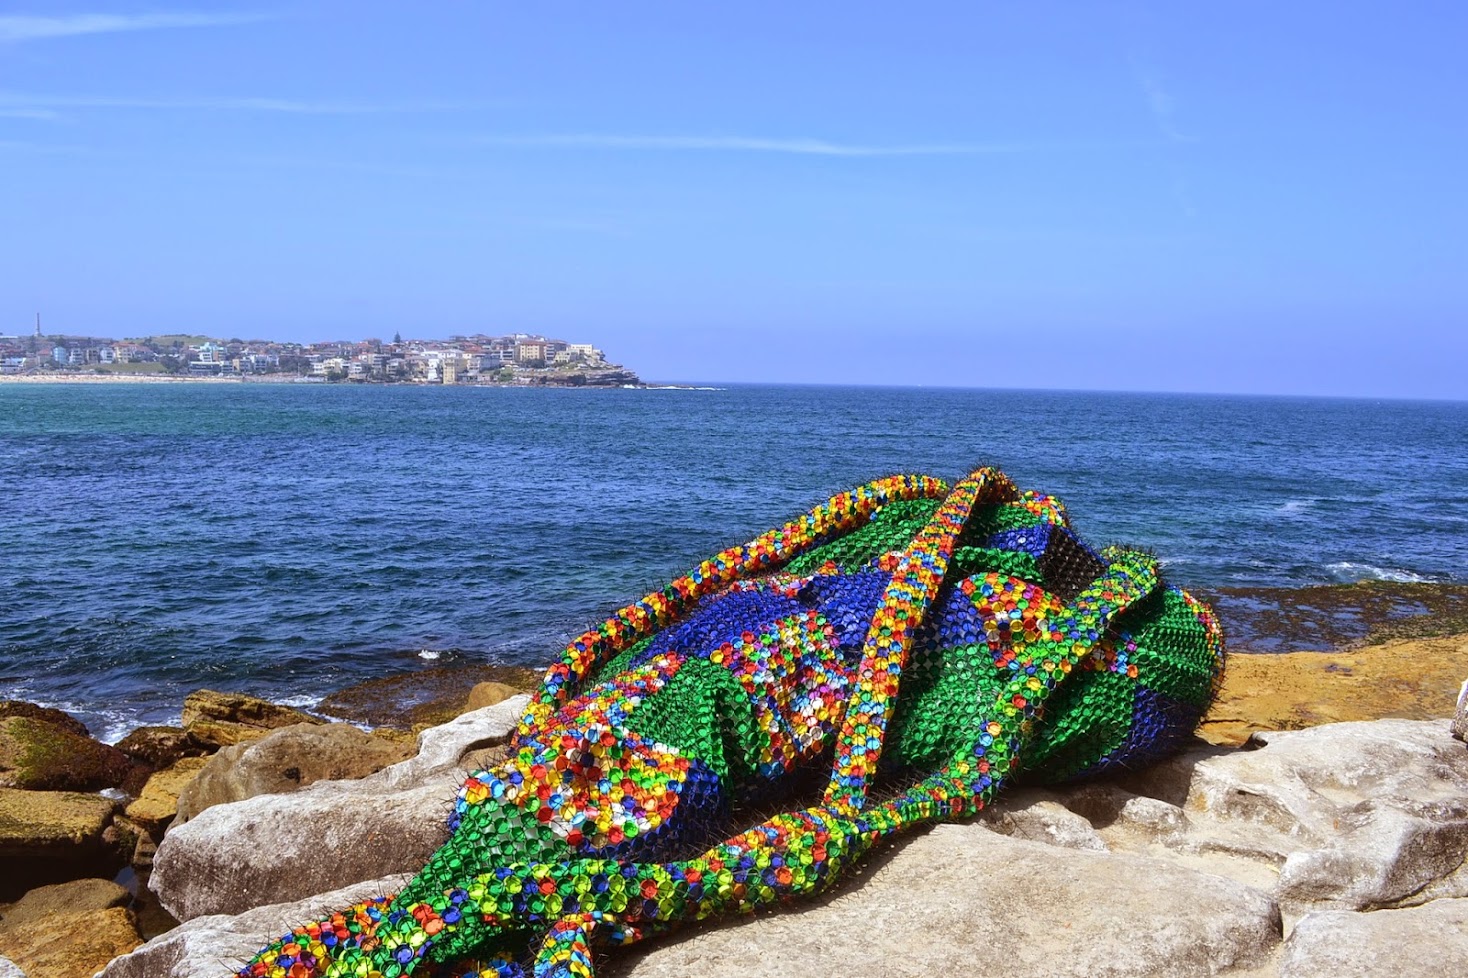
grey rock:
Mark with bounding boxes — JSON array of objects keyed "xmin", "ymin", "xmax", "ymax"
[
  {"xmin": 621, "ymin": 824, "xmax": 1280, "ymax": 978},
  {"xmin": 0, "ymin": 957, "xmax": 22, "ymax": 978},
  {"xmin": 98, "ymin": 876, "xmax": 402, "ymax": 978},
  {"xmin": 1453, "ymin": 678, "xmax": 1467, "ymax": 742},
  {"xmin": 174, "ymin": 722, "xmax": 411, "ymax": 824},
  {"xmin": 150, "ymin": 695, "xmax": 526, "ymax": 921},
  {"xmin": 1279, "ymin": 898, "xmax": 1468, "ymax": 978},
  {"xmin": 1110, "ymin": 719, "xmax": 1468, "ymax": 912},
  {"xmin": 981, "ymin": 789, "xmax": 1108, "ymax": 851}
]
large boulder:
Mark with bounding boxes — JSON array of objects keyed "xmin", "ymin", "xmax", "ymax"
[
  {"xmin": 124, "ymin": 756, "xmax": 212, "ymax": 835},
  {"xmin": 180, "ymin": 690, "xmax": 323, "ymax": 749},
  {"xmin": 629, "ymin": 824, "xmax": 1280, "ymax": 978},
  {"xmin": 0, "ymin": 788, "xmax": 125, "ymax": 898},
  {"xmin": 0, "ymin": 717, "xmax": 136, "ymax": 792},
  {"xmin": 1280, "ymin": 898, "xmax": 1468, "ymax": 977},
  {"xmin": 174, "ymin": 722, "xmax": 413, "ymax": 824},
  {"xmin": 150, "ymin": 696, "xmax": 527, "ymax": 921}
]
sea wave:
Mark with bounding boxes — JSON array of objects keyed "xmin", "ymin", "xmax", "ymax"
[{"xmin": 1325, "ymin": 562, "xmax": 1435, "ymax": 584}]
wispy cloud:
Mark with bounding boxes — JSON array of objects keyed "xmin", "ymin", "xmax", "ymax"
[
  {"xmin": 0, "ymin": 92, "xmax": 463, "ymax": 115},
  {"xmin": 479, "ymin": 133, "xmax": 1028, "ymax": 157},
  {"xmin": 1129, "ymin": 59, "xmax": 1192, "ymax": 143},
  {"xmin": 0, "ymin": 12, "xmax": 268, "ymax": 43}
]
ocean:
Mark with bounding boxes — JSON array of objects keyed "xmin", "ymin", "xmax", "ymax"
[{"xmin": 2, "ymin": 382, "xmax": 1465, "ymax": 741}]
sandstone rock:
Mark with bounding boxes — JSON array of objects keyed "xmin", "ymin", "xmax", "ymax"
[
  {"xmin": 124, "ymin": 756, "xmax": 211, "ymax": 834},
  {"xmin": 1198, "ymin": 635, "xmax": 1468, "ymax": 746},
  {"xmin": 0, "ymin": 702, "xmax": 89, "ymax": 740},
  {"xmin": 115, "ymin": 726, "xmax": 207, "ymax": 770},
  {"xmin": 174, "ymin": 722, "xmax": 413, "ymax": 824},
  {"xmin": 150, "ymin": 695, "xmax": 527, "ymax": 920},
  {"xmin": 0, "ymin": 904, "xmax": 141, "ymax": 978},
  {"xmin": 1279, "ymin": 898, "xmax": 1468, "ymax": 978},
  {"xmin": 0, "ymin": 788, "xmax": 124, "ymax": 898},
  {"xmin": 621, "ymin": 824, "xmax": 1280, "ymax": 978},
  {"xmin": 99, "ymin": 876, "xmax": 400, "ymax": 978},
  {"xmin": 0, "ymin": 717, "xmax": 135, "ymax": 792},
  {"xmin": 0, "ymin": 877, "xmax": 129, "ymax": 927},
  {"xmin": 463, "ymin": 681, "xmax": 521, "ymax": 713},
  {"xmin": 181, "ymin": 690, "xmax": 322, "ymax": 749}
]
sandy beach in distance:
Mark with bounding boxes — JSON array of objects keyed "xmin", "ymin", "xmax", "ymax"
[{"xmin": 0, "ymin": 373, "xmax": 293, "ymax": 385}]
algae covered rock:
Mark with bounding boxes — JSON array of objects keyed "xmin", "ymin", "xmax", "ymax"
[
  {"xmin": 0, "ymin": 701, "xmax": 90, "ymax": 739},
  {"xmin": 173, "ymin": 722, "xmax": 412, "ymax": 824},
  {"xmin": 0, "ymin": 716, "xmax": 136, "ymax": 792},
  {"xmin": 180, "ymin": 689, "xmax": 323, "ymax": 748}
]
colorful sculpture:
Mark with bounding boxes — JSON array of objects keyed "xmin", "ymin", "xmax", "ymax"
[{"xmin": 239, "ymin": 467, "xmax": 1224, "ymax": 978}]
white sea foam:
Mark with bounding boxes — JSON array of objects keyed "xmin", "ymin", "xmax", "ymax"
[
  {"xmin": 275, "ymin": 693, "xmax": 323, "ymax": 710},
  {"xmin": 1326, "ymin": 562, "xmax": 1434, "ymax": 584},
  {"xmin": 418, "ymin": 648, "xmax": 443, "ymax": 660},
  {"xmin": 1276, "ymin": 498, "xmax": 1318, "ymax": 514}
]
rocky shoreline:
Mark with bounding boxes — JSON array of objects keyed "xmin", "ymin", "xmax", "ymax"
[{"xmin": 2, "ymin": 632, "xmax": 1466, "ymax": 977}]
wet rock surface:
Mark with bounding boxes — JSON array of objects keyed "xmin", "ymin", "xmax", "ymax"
[{"xmin": 316, "ymin": 664, "xmax": 541, "ymax": 729}]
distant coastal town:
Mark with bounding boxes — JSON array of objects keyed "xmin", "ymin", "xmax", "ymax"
[{"xmin": 0, "ymin": 322, "xmax": 642, "ymax": 386}]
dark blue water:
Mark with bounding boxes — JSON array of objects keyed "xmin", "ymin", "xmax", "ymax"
[{"xmin": 2, "ymin": 382, "xmax": 1465, "ymax": 740}]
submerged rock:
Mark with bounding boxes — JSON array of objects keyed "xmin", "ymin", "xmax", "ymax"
[{"xmin": 173, "ymin": 722, "xmax": 413, "ymax": 824}]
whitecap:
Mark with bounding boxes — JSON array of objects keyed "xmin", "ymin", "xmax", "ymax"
[
  {"xmin": 418, "ymin": 648, "xmax": 443, "ymax": 660},
  {"xmin": 1325, "ymin": 562, "xmax": 1434, "ymax": 584}
]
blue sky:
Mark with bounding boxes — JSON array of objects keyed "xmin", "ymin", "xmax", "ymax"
[{"xmin": 2, "ymin": 2, "xmax": 1464, "ymax": 397}]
